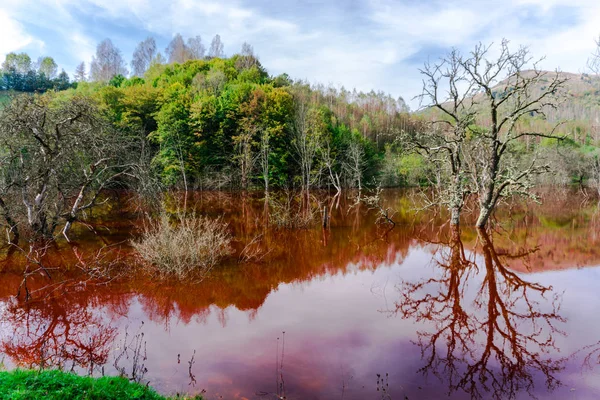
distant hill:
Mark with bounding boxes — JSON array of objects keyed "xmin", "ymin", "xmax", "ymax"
[
  {"xmin": 549, "ymin": 71, "xmax": 600, "ymax": 121},
  {"xmin": 493, "ymin": 70, "xmax": 600, "ymax": 141},
  {"xmin": 424, "ymin": 70, "xmax": 600, "ymax": 142}
]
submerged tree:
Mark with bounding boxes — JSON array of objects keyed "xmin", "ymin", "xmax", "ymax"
[
  {"xmin": 460, "ymin": 41, "xmax": 567, "ymax": 227},
  {"xmin": 291, "ymin": 85, "xmax": 327, "ymax": 193},
  {"xmin": 0, "ymin": 94, "xmax": 135, "ymax": 242},
  {"xmin": 411, "ymin": 49, "xmax": 478, "ymax": 225},
  {"xmin": 411, "ymin": 40, "xmax": 567, "ymax": 227}
]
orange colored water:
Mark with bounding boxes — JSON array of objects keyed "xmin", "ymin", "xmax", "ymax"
[{"xmin": 1, "ymin": 189, "xmax": 600, "ymax": 399}]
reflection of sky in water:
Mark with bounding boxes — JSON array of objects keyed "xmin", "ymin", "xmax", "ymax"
[
  {"xmin": 2, "ymin": 223, "xmax": 600, "ymax": 400},
  {"xmin": 88, "ymin": 246, "xmax": 600, "ymax": 400}
]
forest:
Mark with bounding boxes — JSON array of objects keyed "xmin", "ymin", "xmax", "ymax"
[{"xmin": 0, "ymin": 33, "xmax": 600, "ymax": 246}]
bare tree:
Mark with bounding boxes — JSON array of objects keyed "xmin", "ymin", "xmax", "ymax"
[
  {"xmin": 236, "ymin": 41, "xmax": 259, "ymax": 70},
  {"xmin": 241, "ymin": 42, "xmax": 254, "ymax": 57},
  {"xmin": 208, "ymin": 34, "xmax": 225, "ymax": 58},
  {"xmin": 459, "ymin": 41, "xmax": 567, "ymax": 227},
  {"xmin": 344, "ymin": 140, "xmax": 365, "ymax": 191},
  {"xmin": 259, "ymin": 129, "xmax": 270, "ymax": 192},
  {"xmin": 291, "ymin": 86, "xmax": 326, "ymax": 193},
  {"xmin": 74, "ymin": 62, "xmax": 86, "ymax": 82},
  {"xmin": 587, "ymin": 36, "xmax": 600, "ymax": 196},
  {"xmin": 321, "ymin": 139, "xmax": 341, "ymax": 193},
  {"xmin": 412, "ymin": 41, "xmax": 566, "ymax": 227},
  {"xmin": 588, "ymin": 35, "xmax": 600, "ymax": 74},
  {"xmin": 0, "ymin": 94, "xmax": 135, "ymax": 242},
  {"xmin": 187, "ymin": 35, "xmax": 206, "ymax": 60},
  {"xmin": 89, "ymin": 38, "xmax": 128, "ymax": 82},
  {"xmin": 131, "ymin": 37, "xmax": 157, "ymax": 77},
  {"xmin": 410, "ymin": 49, "xmax": 478, "ymax": 225},
  {"xmin": 166, "ymin": 33, "xmax": 191, "ymax": 64}
]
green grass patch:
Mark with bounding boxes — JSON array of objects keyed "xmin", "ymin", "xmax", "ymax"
[
  {"xmin": 0, "ymin": 369, "xmax": 201, "ymax": 400},
  {"xmin": 0, "ymin": 91, "xmax": 12, "ymax": 107}
]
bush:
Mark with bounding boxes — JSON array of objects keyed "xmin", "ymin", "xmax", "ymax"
[
  {"xmin": 132, "ymin": 211, "xmax": 232, "ymax": 279},
  {"xmin": 269, "ymin": 194, "xmax": 316, "ymax": 229}
]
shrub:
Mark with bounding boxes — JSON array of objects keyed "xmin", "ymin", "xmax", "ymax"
[
  {"xmin": 269, "ymin": 194, "xmax": 316, "ymax": 229},
  {"xmin": 132, "ymin": 211, "xmax": 231, "ymax": 279}
]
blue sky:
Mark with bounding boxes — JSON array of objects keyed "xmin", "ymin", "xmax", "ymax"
[{"xmin": 1, "ymin": 0, "xmax": 599, "ymax": 108}]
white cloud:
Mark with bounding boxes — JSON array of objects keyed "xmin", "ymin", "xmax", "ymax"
[
  {"xmin": 0, "ymin": 10, "xmax": 36, "ymax": 60},
  {"xmin": 1, "ymin": 0, "xmax": 599, "ymax": 108}
]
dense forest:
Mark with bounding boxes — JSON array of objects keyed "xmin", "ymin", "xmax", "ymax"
[{"xmin": 0, "ymin": 35, "xmax": 421, "ymax": 194}]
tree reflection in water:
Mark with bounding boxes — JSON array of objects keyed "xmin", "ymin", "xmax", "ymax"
[
  {"xmin": 394, "ymin": 226, "xmax": 566, "ymax": 399},
  {"xmin": 0, "ymin": 292, "xmax": 118, "ymax": 375}
]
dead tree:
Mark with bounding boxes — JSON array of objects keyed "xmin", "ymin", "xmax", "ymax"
[
  {"xmin": 458, "ymin": 40, "xmax": 567, "ymax": 227},
  {"xmin": 588, "ymin": 35, "xmax": 600, "ymax": 75},
  {"xmin": 410, "ymin": 49, "xmax": 479, "ymax": 225},
  {"xmin": 0, "ymin": 94, "xmax": 134, "ymax": 243}
]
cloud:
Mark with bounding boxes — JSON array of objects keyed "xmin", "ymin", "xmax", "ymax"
[
  {"xmin": 0, "ymin": 10, "xmax": 36, "ymax": 60},
  {"xmin": 0, "ymin": 0, "xmax": 599, "ymax": 108}
]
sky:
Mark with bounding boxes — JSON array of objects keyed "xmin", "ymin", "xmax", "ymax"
[{"xmin": 1, "ymin": 0, "xmax": 599, "ymax": 109}]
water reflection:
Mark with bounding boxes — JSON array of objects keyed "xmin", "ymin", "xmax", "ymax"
[
  {"xmin": 0, "ymin": 294, "xmax": 118, "ymax": 374},
  {"xmin": 395, "ymin": 226, "xmax": 566, "ymax": 399},
  {"xmin": 0, "ymin": 190, "xmax": 599, "ymax": 399}
]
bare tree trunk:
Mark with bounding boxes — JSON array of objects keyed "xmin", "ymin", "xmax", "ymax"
[
  {"xmin": 0, "ymin": 197, "xmax": 19, "ymax": 243},
  {"xmin": 450, "ymin": 207, "xmax": 461, "ymax": 226},
  {"xmin": 475, "ymin": 206, "xmax": 492, "ymax": 228}
]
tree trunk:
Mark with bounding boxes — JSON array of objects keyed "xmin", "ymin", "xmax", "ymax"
[
  {"xmin": 450, "ymin": 206, "xmax": 461, "ymax": 226},
  {"xmin": 475, "ymin": 205, "xmax": 492, "ymax": 228}
]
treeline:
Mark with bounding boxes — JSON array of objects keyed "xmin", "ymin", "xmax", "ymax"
[
  {"xmin": 3, "ymin": 33, "xmax": 600, "ymax": 198},
  {"xmin": 74, "ymin": 55, "xmax": 420, "ymax": 190},
  {"xmin": 0, "ymin": 35, "xmax": 428, "ymax": 242},
  {"xmin": 0, "ymin": 52, "xmax": 73, "ymax": 92},
  {"xmin": 62, "ymin": 33, "xmax": 424, "ymax": 190},
  {"xmin": 1, "ymin": 33, "xmax": 427, "ymax": 191}
]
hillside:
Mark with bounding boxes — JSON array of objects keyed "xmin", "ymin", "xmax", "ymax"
[{"xmin": 424, "ymin": 70, "xmax": 600, "ymax": 142}]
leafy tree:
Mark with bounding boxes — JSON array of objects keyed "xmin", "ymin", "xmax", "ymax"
[
  {"xmin": 2, "ymin": 52, "xmax": 32, "ymax": 74},
  {"xmin": 37, "ymin": 57, "xmax": 58, "ymax": 79}
]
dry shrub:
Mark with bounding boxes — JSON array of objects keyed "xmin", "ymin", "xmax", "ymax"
[
  {"xmin": 269, "ymin": 194, "xmax": 316, "ymax": 229},
  {"xmin": 132, "ymin": 211, "xmax": 232, "ymax": 279}
]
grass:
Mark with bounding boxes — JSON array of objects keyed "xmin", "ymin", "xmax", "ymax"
[
  {"xmin": 0, "ymin": 369, "xmax": 202, "ymax": 400},
  {"xmin": 0, "ymin": 91, "xmax": 12, "ymax": 108}
]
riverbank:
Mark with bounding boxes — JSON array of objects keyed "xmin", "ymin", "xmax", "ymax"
[{"xmin": 0, "ymin": 369, "xmax": 202, "ymax": 399}]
